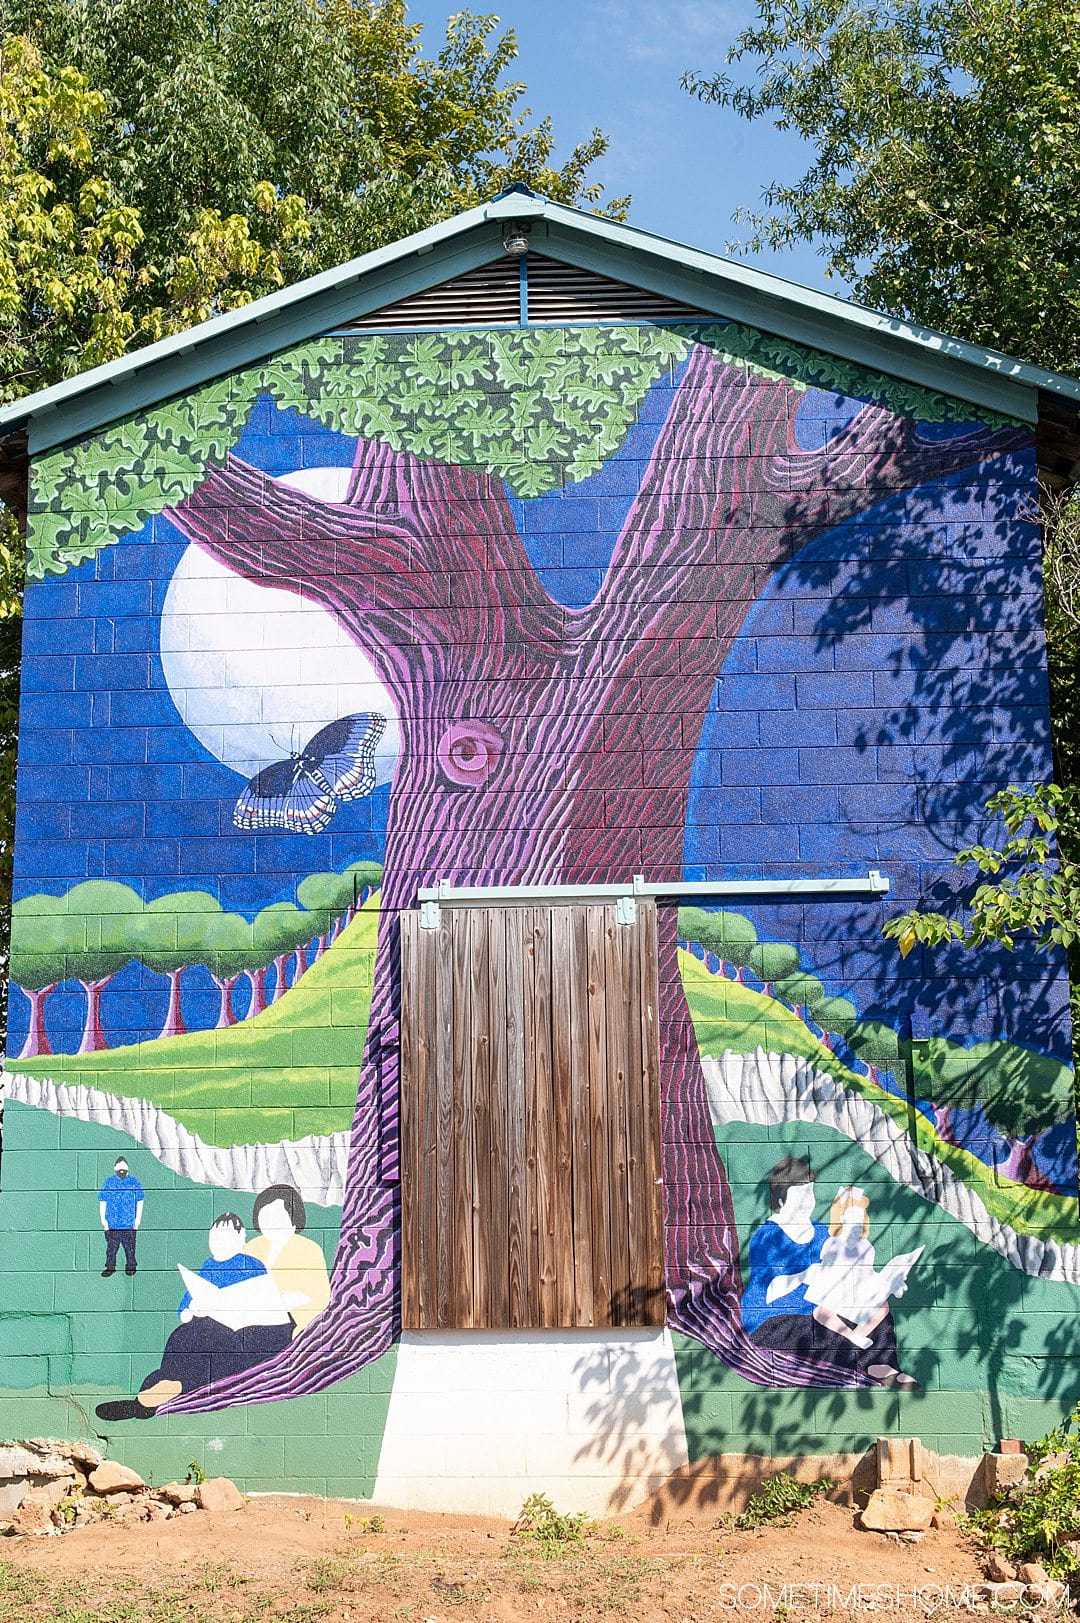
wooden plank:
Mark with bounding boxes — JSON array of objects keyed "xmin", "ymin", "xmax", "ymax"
[
  {"xmin": 568, "ymin": 905, "xmax": 595, "ymax": 1327},
  {"xmin": 624, "ymin": 907, "xmax": 649, "ymax": 1326},
  {"xmin": 434, "ymin": 910, "xmax": 455, "ymax": 1330},
  {"xmin": 398, "ymin": 910, "xmax": 419, "ymax": 1328},
  {"xmin": 604, "ymin": 906, "xmax": 632, "ymax": 1327},
  {"xmin": 532, "ymin": 906, "xmax": 557, "ymax": 1326},
  {"xmin": 486, "ymin": 910, "xmax": 510, "ymax": 1329},
  {"xmin": 450, "ymin": 909, "xmax": 475, "ymax": 1328},
  {"xmin": 549, "ymin": 906, "xmax": 575, "ymax": 1326},
  {"xmin": 522, "ymin": 907, "xmax": 542, "ymax": 1328},
  {"xmin": 585, "ymin": 906, "xmax": 612, "ymax": 1327},
  {"xmin": 639, "ymin": 901, "xmax": 666, "ymax": 1325},
  {"xmin": 469, "ymin": 907, "xmax": 492, "ymax": 1328},
  {"xmin": 506, "ymin": 908, "xmax": 528, "ymax": 1327}
]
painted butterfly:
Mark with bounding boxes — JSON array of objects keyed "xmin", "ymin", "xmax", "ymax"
[{"xmin": 234, "ymin": 713, "xmax": 387, "ymax": 836}]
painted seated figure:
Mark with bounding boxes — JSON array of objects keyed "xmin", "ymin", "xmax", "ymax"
[
  {"xmin": 96, "ymin": 1185, "xmax": 330, "ymax": 1421},
  {"xmin": 740, "ymin": 1156, "xmax": 917, "ymax": 1388}
]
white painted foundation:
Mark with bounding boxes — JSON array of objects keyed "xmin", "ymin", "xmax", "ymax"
[{"xmin": 372, "ymin": 1329, "xmax": 690, "ymax": 1517}]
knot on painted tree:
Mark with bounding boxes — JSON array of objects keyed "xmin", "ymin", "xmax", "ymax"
[{"xmin": 437, "ymin": 721, "xmax": 504, "ymax": 787}]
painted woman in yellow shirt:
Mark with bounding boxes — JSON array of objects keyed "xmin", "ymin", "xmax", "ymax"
[{"xmin": 246, "ymin": 1184, "xmax": 331, "ymax": 1336}]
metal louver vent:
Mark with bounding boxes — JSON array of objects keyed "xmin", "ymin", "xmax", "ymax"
[
  {"xmin": 339, "ymin": 253, "xmax": 707, "ymax": 331},
  {"xmin": 526, "ymin": 255, "xmax": 705, "ymax": 324},
  {"xmin": 344, "ymin": 259, "xmax": 521, "ymax": 329}
]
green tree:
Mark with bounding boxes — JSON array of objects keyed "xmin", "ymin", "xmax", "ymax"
[
  {"xmin": 197, "ymin": 909, "xmax": 252, "ymax": 1028},
  {"xmin": 845, "ymin": 1017, "xmax": 903, "ymax": 1088},
  {"xmin": 133, "ymin": 890, "xmax": 224, "ymax": 1040},
  {"xmin": 9, "ymin": 892, "xmax": 77, "ymax": 1057},
  {"xmin": 914, "ymin": 1036, "xmax": 1072, "ymax": 1186},
  {"xmin": 18, "ymin": 879, "xmax": 141, "ymax": 1051},
  {"xmin": 677, "ymin": 906, "xmax": 758, "ymax": 980},
  {"xmin": 684, "ymin": 0, "xmax": 1080, "ymax": 371},
  {"xmin": 746, "ymin": 939, "xmax": 799, "ymax": 998},
  {"xmin": 11, "ymin": 0, "xmax": 625, "ymax": 287}
]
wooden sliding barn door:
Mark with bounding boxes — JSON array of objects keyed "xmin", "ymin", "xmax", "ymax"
[{"xmin": 399, "ymin": 902, "xmax": 665, "ymax": 1330}]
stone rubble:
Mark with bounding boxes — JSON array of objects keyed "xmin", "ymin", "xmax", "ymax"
[{"xmin": 0, "ymin": 1438, "xmax": 246, "ymax": 1536}]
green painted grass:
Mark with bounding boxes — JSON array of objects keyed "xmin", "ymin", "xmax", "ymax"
[
  {"xmin": 8, "ymin": 902, "xmax": 379, "ymax": 1148},
  {"xmin": 680, "ymin": 950, "xmax": 1080, "ymax": 1244}
]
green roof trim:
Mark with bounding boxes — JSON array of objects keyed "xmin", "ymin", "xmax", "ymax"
[{"xmin": 4, "ymin": 191, "xmax": 1078, "ymax": 454}]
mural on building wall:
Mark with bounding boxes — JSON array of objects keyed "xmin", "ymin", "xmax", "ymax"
[{"xmin": 5, "ymin": 319, "xmax": 1076, "ymax": 1435}]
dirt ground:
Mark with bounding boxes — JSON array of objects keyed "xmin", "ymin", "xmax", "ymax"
[{"xmin": 0, "ymin": 1492, "xmax": 1008, "ymax": 1622}]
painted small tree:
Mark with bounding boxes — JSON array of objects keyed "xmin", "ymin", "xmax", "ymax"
[
  {"xmin": 677, "ymin": 907, "xmax": 758, "ymax": 980},
  {"xmin": 297, "ymin": 868, "xmax": 358, "ymax": 961},
  {"xmin": 845, "ymin": 1017, "xmax": 903, "ymax": 1089},
  {"xmin": 134, "ymin": 891, "xmax": 225, "ymax": 1040},
  {"xmin": 198, "ymin": 909, "xmax": 253, "ymax": 1028},
  {"xmin": 914, "ymin": 1037, "xmax": 1072, "ymax": 1189},
  {"xmin": 9, "ymin": 895, "xmax": 76, "ymax": 1058},
  {"xmin": 28, "ymin": 322, "xmax": 1024, "ymax": 1406},
  {"xmin": 60, "ymin": 881, "xmax": 141, "ymax": 1052},
  {"xmin": 747, "ymin": 940, "xmax": 799, "ymax": 999}
]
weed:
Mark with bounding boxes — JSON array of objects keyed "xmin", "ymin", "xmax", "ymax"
[
  {"xmin": 0, "ymin": 1562, "xmax": 40, "ymax": 1606},
  {"xmin": 720, "ymin": 1472, "xmax": 835, "ymax": 1531},
  {"xmin": 306, "ymin": 1554, "xmax": 355, "ymax": 1595},
  {"xmin": 186, "ymin": 1457, "xmax": 207, "ymax": 1486},
  {"xmin": 345, "ymin": 1511, "xmax": 386, "ymax": 1534},
  {"xmin": 967, "ymin": 1400, "xmax": 1080, "ymax": 1584},
  {"xmin": 431, "ymin": 1572, "xmax": 493, "ymax": 1607},
  {"xmin": 510, "ymin": 1491, "xmax": 589, "ymax": 1558}
]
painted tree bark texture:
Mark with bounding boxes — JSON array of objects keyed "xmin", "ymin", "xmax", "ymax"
[{"xmin": 162, "ymin": 343, "xmax": 1024, "ymax": 1412}]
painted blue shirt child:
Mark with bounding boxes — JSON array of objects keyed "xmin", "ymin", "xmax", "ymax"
[{"xmin": 178, "ymin": 1213, "xmax": 266, "ymax": 1320}]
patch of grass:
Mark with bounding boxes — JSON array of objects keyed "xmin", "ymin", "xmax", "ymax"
[
  {"xmin": 305, "ymin": 1554, "xmax": 355, "ymax": 1595},
  {"xmin": 431, "ymin": 1572, "xmax": 493, "ymax": 1606},
  {"xmin": 681, "ymin": 953, "xmax": 1080, "ymax": 1242},
  {"xmin": 0, "ymin": 1564, "xmax": 41, "ymax": 1607},
  {"xmin": 10, "ymin": 904, "xmax": 379, "ymax": 1147},
  {"xmin": 720, "ymin": 1472, "xmax": 834, "ymax": 1531},
  {"xmin": 510, "ymin": 1491, "xmax": 589, "ymax": 1559}
]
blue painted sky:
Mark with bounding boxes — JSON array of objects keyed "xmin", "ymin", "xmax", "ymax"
[{"xmin": 406, "ymin": 0, "xmax": 833, "ymax": 291}]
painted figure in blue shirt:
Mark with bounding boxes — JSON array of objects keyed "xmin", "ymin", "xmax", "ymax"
[
  {"xmin": 740, "ymin": 1155, "xmax": 914, "ymax": 1387},
  {"xmin": 98, "ymin": 1155, "xmax": 144, "ymax": 1277},
  {"xmin": 177, "ymin": 1213, "xmax": 266, "ymax": 1319}
]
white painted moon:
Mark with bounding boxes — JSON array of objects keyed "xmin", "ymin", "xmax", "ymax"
[{"xmin": 160, "ymin": 467, "xmax": 400, "ymax": 782}]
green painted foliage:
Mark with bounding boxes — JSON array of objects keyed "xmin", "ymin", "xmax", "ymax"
[{"xmin": 27, "ymin": 319, "xmax": 1003, "ymax": 582}]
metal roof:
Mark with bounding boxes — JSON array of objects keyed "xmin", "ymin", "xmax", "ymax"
[{"xmin": 4, "ymin": 187, "xmax": 1080, "ymax": 456}]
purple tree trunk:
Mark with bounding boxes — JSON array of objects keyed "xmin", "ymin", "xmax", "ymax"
[
  {"xmin": 313, "ymin": 932, "xmax": 329, "ymax": 962},
  {"xmin": 211, "ymin": 974, "xmax": 240, "ymax": 1029},
  {"xmin": 17, "ymin": 984, "xmax": 56, "ymax": 1059},
  {"xmin": 162, "ymin": 343, "xmax": 1023, "ymax": 1413},
  {"xmin": 158, "ymin": 968, "xmax": 186, "ymax": 1041},
  {"xmin": 77, "ymin": 978, "xmax": 111, "ymax": 1054},
  {"xmin": 245, "ymin": 966, "xmax": 268, "ymax": 1019},
  {"xmin": 271, "ymin": 954, "xmax": 290, "ymax": 1002},
  {"xmin": 292, "ymin": 944, "xmax": 307, "ymax": 982},
  {"xmin": 999, "ymin": 1134, "xmax": 1057, "ymax": 1190}
]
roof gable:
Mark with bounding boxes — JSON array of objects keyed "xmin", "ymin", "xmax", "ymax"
[{"xmin": 3, "ymin": 190, "xmax": 1080, "ymax": 462}]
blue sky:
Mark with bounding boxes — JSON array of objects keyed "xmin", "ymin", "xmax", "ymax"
[{"xmin": 405, "ymin": 0, "xmax": 833, "ymax": 292}]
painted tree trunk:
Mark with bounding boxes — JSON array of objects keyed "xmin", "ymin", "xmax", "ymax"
[
  {"xmin": 999, "ymin": 1134, "xmax": 1057, "ymax": 1190},
  {"xmin": 271, "ymin": 954, "xmax": 290, "ymax": 1002},
  {"xmin": 77, "ymin": 978, "xmax": 111, "ymax": 1054},
  {"xmin": 158, "ymin": 968, "xmax": 186, "ymax": 1041},
  {"xmin": 17, "ymin": 984, "xmax": 56, "ymax": 1059},
  {"xmin": 292, "ymin": 945, "xmax": 306, "ymax": 981},
  {"xmin": 933, "ymin": 1105, "xmax": 957, "ymax": 1145},
  {"xmin": 211, "ymin": 974, "xmax": 240, "ymax": 1029},
  {"xmin": 313, "ymin": 933, "xmax": 329, "ymax": 962},
  {"xmin": 246, "ymin": 967, "xmax": 268, "ymax": 1018},
  {"xmin": 163, "ymin": 343, "xmax": 1022, "ymax": 1414}
]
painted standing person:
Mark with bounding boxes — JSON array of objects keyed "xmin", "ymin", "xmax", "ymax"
[{"xmin": 98, "ymin": 1155, "xmax": 144, "ymax": 1277}]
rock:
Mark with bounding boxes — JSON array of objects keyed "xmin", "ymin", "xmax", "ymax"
[
  {"xmin": 1033, "ymin": 1453, "xmax": 1069, "ymax": 1482},
  {"xmin": 930, "ymin": 1506, "xmax": 958, "ymax": 1530},
  {"xmin": 986, "ymin": 1553, "xmax": 1017, "ymax": 1583},
  {"xmin": 984, "ymin": 1452, "xmax": 1029, "ymax": 1494},
  {"xmin": 178, "ymin": 1500, "xmax": 197, "ymax": 1514},
  {"xmin": 20, "ymin": 1442, "xmax": 86, "ymax": 1479},
  {"xmin": 195, "ymin": 1477, "xmax": 245, "ymax": 1515},
  {"xmin": 66, "ymin": 1443, "xmax": 103, "ymax": 1470},
  {"xmin": 899, "ymin": 1529, "xmax": 925, "ymax": 1543},
  {"xmin": 158, "ymin": 1481, "xmax": 197, "ymax": 1504},
  {"xmin": 982, "ymin": 1581, "xmax": 1024, "ymax": 1605},
  {"xmin": 860, "ymin": 1489, "xmax": 935, "ymax": 1533},
  {"xmin": 875, "ymin": 1437, "xmax": 927, "ymax": 1490},
  {"xmin": 12, "ymin": 1499, "xmax": 54, "ymax": 1536},
  {"xmin": 0, "ymin": 1479, "xmax": 27, "ymax": 1516},
  {"xmin": 1019, "ymin": 1562, "xmax": 1050, "ymax": 1585},
  {"xmin": 23, "ymin": 1478, "xmax": 77, "ymax": 1511},
  {"xmin": 998, "ymin": 1439, "xmax": 1025, "ymax": 1455},
  {"xmin": 89, "ymin": 1461, "xmax": 145, "ymax": 1494}
]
